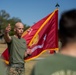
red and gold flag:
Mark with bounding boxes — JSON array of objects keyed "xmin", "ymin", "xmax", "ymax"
[{"xmin": 2, "ymin": 9, "xmax": 58, "ymax": 64}]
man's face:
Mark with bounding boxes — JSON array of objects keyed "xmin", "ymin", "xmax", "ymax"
[{"xmin": 15, "ymin": 24, "xmax": 24, "ymax": 37}]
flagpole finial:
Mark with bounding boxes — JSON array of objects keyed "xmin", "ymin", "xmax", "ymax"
[{"xmin": 55, "ymin": 3, "xmax": 60, "ymax": 8}]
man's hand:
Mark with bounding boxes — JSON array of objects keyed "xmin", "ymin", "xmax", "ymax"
[
  {"xmin": 25, "ymin": 48, "xmax": 32, "ymax": 57},
  {"xmin": 4, "ymin": 24, "xmax": 12, "ymax": 43},
  {"xmin": 26, "ymin": 48, "xmax": 32, "ymax": 55},
  {"xmin": 5, "ymin": 24, "xmax": 11, "ymax": 33}
]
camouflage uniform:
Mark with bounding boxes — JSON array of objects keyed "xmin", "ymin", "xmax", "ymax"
[{"xmin": 7, "ymin": 64, "xmax": 25, "ymax": 75}]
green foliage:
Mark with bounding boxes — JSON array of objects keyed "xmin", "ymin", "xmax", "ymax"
[
  {"xmin": 24, "ymin": 24, "xmax": 30, "ymax": 31},
  {"xmin": 0, "ymin": 10, "xmax": 30, "ymax": 35}
]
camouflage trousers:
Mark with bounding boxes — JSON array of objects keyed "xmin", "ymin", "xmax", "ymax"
[{"xmin": 7, "ymin": 65, "xmax": 25, "ymax": 75}]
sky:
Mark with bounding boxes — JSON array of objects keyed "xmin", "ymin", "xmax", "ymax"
[{"xmin": 0, "ymin": 0, "xmax": 76, "ymax": 26}]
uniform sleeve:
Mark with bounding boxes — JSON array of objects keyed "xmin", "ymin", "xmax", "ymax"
[
  {"xmin": 7, "ymin": 36, "xmax": 13, "ymax": 44},
  {"xmin": 30, "ymin": 67, "xmax": 35, "ymax": 75},
  {"xmin": 30, "ymin": 64, "xmax": 41, "ymax": 75},
  {"xmin": 0, "ymin": 58, "xmax": 7, "ymax": 75}
]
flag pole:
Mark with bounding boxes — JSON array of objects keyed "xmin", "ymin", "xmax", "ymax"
[
  {"xmin": 55, "ymin": 3, "xmax": 60, "ymax": 51},
  {"xmin": 55, "ymin": 3, "xmax": 60, "ymax": 9},
  {"xmin": 49, "ymin": 4, "xmax": 60, "ymax": 54},
  {"xmin": 55, "ymin": 3, "xmax": 60, "ymax": 52}
]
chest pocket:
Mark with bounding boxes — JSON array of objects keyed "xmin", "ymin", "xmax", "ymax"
[{"xmin": 19, "ymin": 40, "xmax": 27, "ymax": 51}]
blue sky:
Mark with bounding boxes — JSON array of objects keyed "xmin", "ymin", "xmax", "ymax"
[{"xmin": 0, "ymin": 0, "xmax": 76, "ymax": 26}]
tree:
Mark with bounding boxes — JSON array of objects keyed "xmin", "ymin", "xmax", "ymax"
[
  {"xmin": 0, "ymin": 10, "xmax": 10, "ymax": 34},
  {"xmin": 0, "ymin": 9, "xmax": 30, "ymax": 35}
]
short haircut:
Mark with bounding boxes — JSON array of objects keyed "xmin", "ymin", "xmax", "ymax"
[{"xmin": 59, "ymin": 9, "xmax": 76, "ymax": 46}]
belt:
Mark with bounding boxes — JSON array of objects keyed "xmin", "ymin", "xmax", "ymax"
[{"xmin": 9, "ymin": 64, "xmax": 24, "ymax": 68}]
